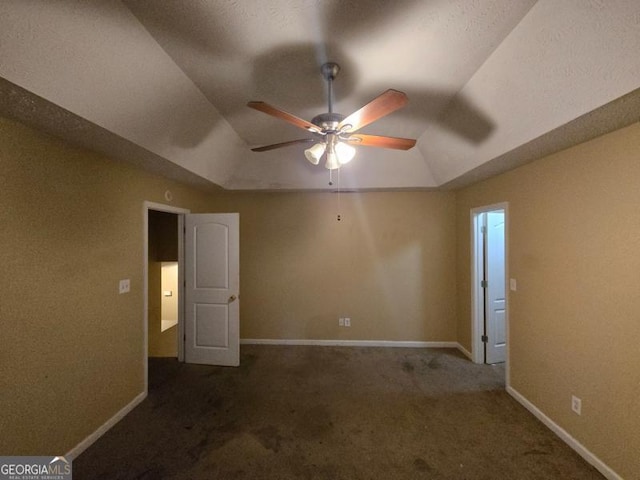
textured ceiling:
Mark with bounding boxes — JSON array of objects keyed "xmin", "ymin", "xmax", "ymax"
[{"xmin": 1, "ymin": 1, "xmax": 639, "ymax": 191}]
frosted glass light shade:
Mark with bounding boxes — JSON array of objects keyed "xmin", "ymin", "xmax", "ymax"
[
  {"xmin": 304, "ymin": 143, "xmax": 325, "ymax": 165},
  {"xmin": 325, "ymin": 150, "xmax": 340, "ymax": 170},
  {"xmin": 335, "ymin": 142, "xmax": 356, "ymax": 165}
]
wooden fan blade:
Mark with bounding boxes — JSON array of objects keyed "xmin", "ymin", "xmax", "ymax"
[
  {"xmin": 347, "ymin": 134, "xmax": 416, "ymax": 150},
  {"xmin": 248, "ymin": 101, "xmax": 322, "ymax": 133},
  {"xmin": 251, "ymin": 138, "xmax": 316, "ymax": 152},
  {"xmin": 338, "ymin": 89, "xmax": 408, "ymax": 133}
]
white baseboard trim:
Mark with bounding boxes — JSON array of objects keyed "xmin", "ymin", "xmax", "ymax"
[
  {"xmin": 66, "ymin": 391, "xmax": 147, "ymax": 461},
  {"xmin": 456, "ymin": 343, "xmax": 473, "ymax": 359},
  {"xmin": 507, "ymin": 386, "xmax": 622, "ymax": 480},
  {"xmin": 241, "ymin": 338, "xmax": 459, "ymax": 349}
]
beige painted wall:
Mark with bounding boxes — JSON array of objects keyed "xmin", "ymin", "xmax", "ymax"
[
  {"xmin": 0, "ymin": 116, "xmax": 214, "ymax": 455},
  {"xmin": 208, "ymin": 191, "xmax": 457, "ymax": 342},
  {"xmin": 456, "ymin": 123, "xmax": 640, "ymax": 478}
]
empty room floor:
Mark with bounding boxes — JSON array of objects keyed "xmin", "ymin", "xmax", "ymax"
[{"xmin": 74, "ymin": 346, "xmax": 603, "ymax": 479}]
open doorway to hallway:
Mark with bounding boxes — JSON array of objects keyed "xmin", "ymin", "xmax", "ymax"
[
  {"xmin": 471, "ymin": 204, "xmax": 508, "ymax": 368},
  {"xmin": 143, "ymin": 201, "xmax": 189, "ymax": 392},
  {"xmin": 147, "ymin": 210, "xmax": 181, "ymax": 359}
]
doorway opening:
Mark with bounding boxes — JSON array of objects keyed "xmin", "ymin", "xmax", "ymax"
[
  {"xmin": 148, "ymin": 210, "xmax": 180, "ymax": 358},
  {"xmin": 144, "ymin": 202, "xmax": 189, "ymax": 392},
  {"xmin": 471, "ymin": 204, "xmax": 508, "ymax": 371},
  {"xmin": 143, "ymin": 203, "xmax": 241, "ymax": 391}
]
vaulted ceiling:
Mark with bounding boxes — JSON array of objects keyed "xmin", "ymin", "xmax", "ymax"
[{"xmin": 1, "ymin": 1, "xmax": 639, "ymax": 191}]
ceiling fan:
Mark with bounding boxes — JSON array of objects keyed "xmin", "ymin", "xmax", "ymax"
[{"xmin": 247, "ymin": 62, "xmax": 417, "ymax": 170}]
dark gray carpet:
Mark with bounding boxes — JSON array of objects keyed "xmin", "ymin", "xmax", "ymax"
[{"xmin": 74, "ymin": 346, "xmax": 603, "ymax": 479}]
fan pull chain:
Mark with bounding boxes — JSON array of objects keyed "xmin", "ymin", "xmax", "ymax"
[
  {"xmin": 332, "ymin": 167, "xmax": 341, "ymax": 221},
  {"xmin": 327, "ymin": 71, "xmax": 333, "ymax": 114},
  {"xmin": 337, "ymin": 167, "xmax": 342, "ymax": 221}
]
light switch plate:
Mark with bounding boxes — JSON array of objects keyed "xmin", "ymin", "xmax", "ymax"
[
  {"xmin": 119, "ymin": 279, "xmax": 130, "ymax": 294},
  {"xmin": 571, "ymin": 395, "xmax": 582, "ymax": 415},
  {"xmin": 509, "ymin": 278, "xmax": 517, "ymax": 291}
]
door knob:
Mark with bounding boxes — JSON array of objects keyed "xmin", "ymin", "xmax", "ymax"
[{"xmin": 228, "ymin": 295, "xmax": 237, "ymax": 303}]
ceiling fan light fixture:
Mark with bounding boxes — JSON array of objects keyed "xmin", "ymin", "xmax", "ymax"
[
  {"xmin": 248, "ymin": 62, "xmax": 416, "ymax": 169},
  {"xmin": 304, "ymin": 143, "xmax": 325, "ymax": 165},
  {"xmin": 335, "ymin": 141, "xmax": 356, "ymax": 165},
  {"xmin": 324, "ymin": 134, "xmax": 341, "ymax": 170},
  {"xmin": 325, "ymin": 148, "xmax": 340, "ymax": 170}
]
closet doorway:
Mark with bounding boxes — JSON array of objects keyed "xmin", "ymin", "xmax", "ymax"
[{"xmin": 471, "ymin": 204, "xmax": 508, "ymax": 366}]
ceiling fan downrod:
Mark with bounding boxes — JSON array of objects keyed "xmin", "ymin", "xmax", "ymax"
[
  {"xmin": 311, "ymin": 63, "xmax": 347, "ymax": 133},
  {"xmin": 321, "ymin": 62, "xmax": 339, "ymax": 114}
]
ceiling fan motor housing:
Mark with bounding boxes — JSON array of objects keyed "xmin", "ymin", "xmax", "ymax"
[{"xmin": 311, "ymin": 112, "xmax": 345, "ymax": 132}]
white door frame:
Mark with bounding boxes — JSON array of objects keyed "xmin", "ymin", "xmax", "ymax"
[
  {"xmin": 143, "ymin": 201, "xmax": 190, "ymax": 393},
  {"xmin": 470, "ymin": 203, "xmax": 510, "ymax": 382}
]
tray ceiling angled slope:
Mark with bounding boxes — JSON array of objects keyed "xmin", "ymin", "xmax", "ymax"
[{"xmin": 1, "ymin": 1, "xmax": 639, "ymax": 191}]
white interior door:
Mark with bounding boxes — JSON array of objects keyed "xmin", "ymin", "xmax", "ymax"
[
  {"xmin": 185, "ymin": 213, "xmax": 239, "ymax": 366},
  {"xmin": 485, "ymin": 211, "xmax": 506, "ymax": 364}
]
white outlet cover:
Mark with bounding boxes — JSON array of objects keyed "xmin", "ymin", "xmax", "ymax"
[
  {"xmin": 344, "ymin": 318, "xmax": 351, "ymax": 327},
  {"xmin": 119, "ymin": 279, "xmax": 130, "ymax": 294},
  {"xmin": 509, "ymin": 278, "xmax": 517, "ymax": 291},
  {"xmin": 338, "ymin": 318, "xmax": 344, "ymax": 326}
]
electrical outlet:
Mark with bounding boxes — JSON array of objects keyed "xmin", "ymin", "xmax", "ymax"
[
  {"xmin": 344, "ymin": 317, "xmax": 351, "ymax": 327},
  {"xmin": 119, "ymin": 279, "xmax": 130, "ymax": 294},
  {"xmin": 338, "ymin": 318, "xmax": 344, "ymax": 326},
  {"xmin": 571, "ymin": 395, "xmax": 582, "ymax": 415}
]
